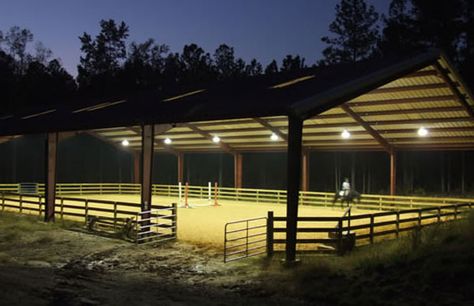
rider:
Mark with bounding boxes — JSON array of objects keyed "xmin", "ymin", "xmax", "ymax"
[{"xmin": 341, "ymin": 178, "xmax": 351, "ymax": 197}]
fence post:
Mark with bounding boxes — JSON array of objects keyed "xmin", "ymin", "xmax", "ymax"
[
  {"xmin": 60, "ymin": 198, "xmax": 64, "ymax": 220},
  {"xmin": 38, "ymin": 195, "xmax": 42, "ymax": 216},
  {"xmin": 1, "ymin": 193, "xmax": 4, "ymax": 212},
  {"xmin": 369, "ymin": 215, "xmax": 374, "ymax": 244},
  {"xmin": 246, "ymin": 220, "xmax": 249, "ymax": 257},
  {"xmin": 113, "ymin": 202, "xmax": 118, "ymax": 229},
  {"xmin": 396, "ymin": 211, "xmax": 400, "ymax": 238},
  {"xmin": 85, "ymin": 199, "xmax": 89, "ymax": 224},
  {"xmin": 19, "ymin": 195, "xmax": 23, "ymax": 213},
  {"xmin": 379, "ymin": 197, "xmax": 382, "ymax": 210},
  {"xmin": 256, "ymin": 190, "xmax": 259, "ymax": 203},
  {"xmin": 454, "ymin": 204, "xmax": 458, "ymax": 220},
  {"xmin": 337, "ymin": 219, "xmax": 343, "ymax": 255},
  {"xmin": 267, "ymin": 211, "xmax": 274, "ymax": 257},
  {"xmin": 172, "ymin": 203, "xmax": 177, "ymax": 238},
  {"xmin": 437, "ymin": 207, "xmax": 441, "ymax": 223},
  {"xmin": 418, "ymin": 209, "xmax": 422, "ymax": 227}
]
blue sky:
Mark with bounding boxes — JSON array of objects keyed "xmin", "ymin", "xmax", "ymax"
[{"xmin": 0, "ymin": 0, "xmax": 390, "ymax": 76}]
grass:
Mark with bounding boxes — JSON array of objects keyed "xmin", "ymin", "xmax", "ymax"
[{"xmin": 256, "ymin": 212, "xmax": 474, "ymax": 305}]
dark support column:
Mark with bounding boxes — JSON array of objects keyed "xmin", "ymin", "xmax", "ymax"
[
  {"xmin": 301, "ymin": 151, "xmax": 309, "ymax": 192},
  {"xmin": 133, "ymin": 152, "xmax": 140, "ymax": 184},
  {"xmin": 177, "ymin": 152, "xmax": 184, "ymax": 183},
  {"xmin": 141, "ymin": 125, "xmax": 154, "ymax": 211},
  {"xmin": 390, "ymin": 151, "xmax": 397, "ymax": 196},
  {"xmin": 45, "ymin": 132, "xmax": 58, "ymax": 222},
  {"xmin": 286, "ymin": 116, "xmax": 303, "ymax": 263},
  {"xmin": 234, "ymin": 153, "xmax": 243, "ymax": 189}
]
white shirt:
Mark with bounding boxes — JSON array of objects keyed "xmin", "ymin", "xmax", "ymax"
[{"xmin": 342, "ymin": 181, "xmax": 350, "ymax": 190}]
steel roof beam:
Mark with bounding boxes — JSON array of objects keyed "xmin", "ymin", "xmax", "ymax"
[
  {"xmin": 340, "ymin": 104, "xmax": 392, "ymax": 153},
  {"xmin": 253, "ymin": 117, "xmax": 288, "ymax": 142},
  {"xmin": 434, "ymin": 62, "xmax": 474, "ymax": 120}
]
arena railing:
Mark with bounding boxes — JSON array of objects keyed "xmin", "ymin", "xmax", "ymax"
[{"xmin": 1, "ymin": 183, "xmax": 473, "ymax": 211}]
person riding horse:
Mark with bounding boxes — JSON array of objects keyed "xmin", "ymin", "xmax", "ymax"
[{"xmin": 333, "ymin": 178, "xmax": 361, "ymax": 207}]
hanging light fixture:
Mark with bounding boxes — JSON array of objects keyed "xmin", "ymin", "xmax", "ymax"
[
  {"xmin": 270, "ymin": 133, "xmax": 279, "ymax": 141},
  {"xmin": 212, "ymin": 135, "xmax": 221, "ymax": 143},
  {"xmin": 341, "ymin": 129, "xmax": 351, "ymax": 139},
  {"xmin": 164, "ymin": 138, "xmax": 172, "ymax": 144},
  {"xmin": 417, "ymin": 127, "xmax": 428, "ymax": 137},
  {"xmin": 121, "ymin": 139, "xmax": 129, "ymax": 146}
]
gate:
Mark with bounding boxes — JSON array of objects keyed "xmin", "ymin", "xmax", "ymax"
[
  {"xmin": 224, "ymin": 216, "xmax": 270, "ymax": 263},
  {"xmin": 135, "ymin": 204, "xmax": 177, "ymax": 244}
]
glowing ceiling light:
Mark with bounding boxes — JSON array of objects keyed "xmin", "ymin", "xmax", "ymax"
[
  {"xmin": 270, "ymin": 133, "xmax": 279, "ymax": 141},
  {"xmin": 418, "ymin": 127, "xmax": 428, "ymax": 137},
  {"xmin": 164, "ymin": 138, "xmax": 172, "ymax": 144},
  {"xmin": 121, "ymin": 139, "xmax": 129, "ymax": 146},
  {"xmin": 212, "ymin": 135, "xmax": 221, "ymax": 143},
  {"xmin": 341, "ymin": 129, "xmax": 351, "ymax": 139}
]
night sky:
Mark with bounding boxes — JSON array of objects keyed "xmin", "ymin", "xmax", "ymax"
[{"xmin": 0, "ymin": 0, "xmax": 390, "ymax": 76}]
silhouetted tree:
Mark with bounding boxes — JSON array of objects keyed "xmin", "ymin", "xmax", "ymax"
[
  {"xmin": 264, "ymin": 60, "xmax": 279, "ymax": 74},
  {"xmin": 281, "ymin": 55, "xmax": 306, "ymax": 72},
  {"xmin": 321, "ymin": 0, "xmax": 379, "ymax": 64},
  {"xmin": 1, "ymin": 26, "xmax": 33, "ymax": 74},
  {"xmin": 179, "ymin": 43, "xmax": 214, "ymax": 86},
  {"xmin": 77, "ymin": 19, "xmax": 129, "ymax": 95},
  {"xmin": 459, "ymin": 0, "xmax": 474, "ymax": 88},
  {"xmin": 245, "ymin": 58, "xmax": 263, "ymax": 76},
  {"xmin": 123, "ymin": 39, "xmax": 169, "ymax": 90}
]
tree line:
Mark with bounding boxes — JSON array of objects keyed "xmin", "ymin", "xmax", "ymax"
[{"xmin": 1, "ymin": 0, "xmax": 474, "ymax": 112}]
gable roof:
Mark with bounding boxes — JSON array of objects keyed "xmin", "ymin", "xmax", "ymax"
[{"xmin": 1, "ymin": 49, "xmax": 473, "ymax": 152}]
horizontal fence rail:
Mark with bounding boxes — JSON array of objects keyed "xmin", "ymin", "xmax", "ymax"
[
  {"xmin": 268, "ymin": 202, "xmax": 473, "ymax": 254},
  {"xmin": 0, "ymin": 192, "xmax": 176, "ymax": 244},
  {"xmin": 224, "ymin": 216, "xmax": 268, "ymax": 263},
  {"xmin": 1, "ymin": 183, "xmax": 473, "ymax": 212}
]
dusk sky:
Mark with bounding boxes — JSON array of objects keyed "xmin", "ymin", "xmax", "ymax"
[{"xmin": 0, "ymin": 0, "xmax": 390, "ymax": 76}]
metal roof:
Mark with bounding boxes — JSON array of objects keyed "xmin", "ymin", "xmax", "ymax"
[{"xmin": 1, "ymin": 49, "xmax": 473, "ymax": 152}]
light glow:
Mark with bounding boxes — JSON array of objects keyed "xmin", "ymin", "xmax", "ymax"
[
  {"xmin": 418, "ymin": 127, "xmax": 428, "ymax": 137},
  {"xmin": 270, "ymin": 133, "xmax": 279, "ymax": 141},
  {"xmin": 212, "ymin": 135, "xmax": 221, "ymax": 143},
  {"xmin": 121, "ymin": 139, "xmax": 129, "ymax": 146},
  {"xmin": 164, "ymin": 138, "xmax": 172, "ymax": 144},
  {"xmin": 341, "ymin": 129, "xmax": 351, "ymax": 139}
]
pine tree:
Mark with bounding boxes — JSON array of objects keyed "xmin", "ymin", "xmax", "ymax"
[{"xmin": 321, "ymin": 0, "xmax": 379, "ymax": 64}]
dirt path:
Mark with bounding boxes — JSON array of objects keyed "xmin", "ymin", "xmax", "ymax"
[{"xmin": 0, "ymin": 215, "xmax": 306, "ymax": 305}]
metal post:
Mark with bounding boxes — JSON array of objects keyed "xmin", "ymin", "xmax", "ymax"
[
  {"xmin": 45, "ymin": 132, "xmax": 58, "ymax": 222},
  {"xmin": 234, "ymin": 153, "xmax": 243, "ymax": 189},
  {"xmin": 177, "ymin": 153, "xmax": 184, "ymax": 185},
  {"xmin": 141, "ymin": 124, "xmax": 154, "ymax": 212},
  {"xmin": 390, "ymin": 151, "xmax": 397, "ymax": 196},
  {"xmin": 133, "ymin": 152, "xmax": 140, "ymax": 184},
  {"xmin": 285, "ymin": 116, "xmax": 303, "ymax": 263},
  {"xmin": 267, "ymin": 211, "xmax": 274, "ymax": 257},
  {"xmin": 301, "ymin": 151, "xmax": 309, "ymax": 192}
]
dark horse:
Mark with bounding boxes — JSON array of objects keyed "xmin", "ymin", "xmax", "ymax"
[{"xmin": 333, "ymin": 190, "xmax": 361, "ymax": 208}]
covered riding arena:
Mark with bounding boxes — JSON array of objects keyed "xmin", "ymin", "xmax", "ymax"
[{"xmin": 1, "ymin": 50, "xmax": 474, "ymax": 262}]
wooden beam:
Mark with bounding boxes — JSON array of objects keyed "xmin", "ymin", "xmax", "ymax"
[
  {"xmin": 253, "ymin": 117, "xmax": 288, "ymax": 142},
  {"xmin": 390, "ymin": 151, "xmax": 396, "ymax": 195},
  {"xmin": 44, "ymin": 132, "xmax": 58, "ymax": 222},
  {"xmin": 182, "ymin": 123, "xmax": 235, "ymax": 153},
  {"xmin": 234, "ymin": 153, "xmax": 243, "ymax": 189},
  {"xmin": 141, "ymin": 124, "xmax": 154, "ymax": 212},
  {"xmin": 285, "ymin": 116, "xmax": 303, "ymax": 263},
  {"xmin": 341, "ymin": 104, "xmax": 392, "ymax": 153},
  {"xmin": 434, "ymin": 62, "xmax": 474, "ymax": 119}
]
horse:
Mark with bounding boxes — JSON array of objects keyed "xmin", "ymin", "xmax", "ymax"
[{"xmin": 332, "ymin": 189, "xmax": 361, "ymax": 208}]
